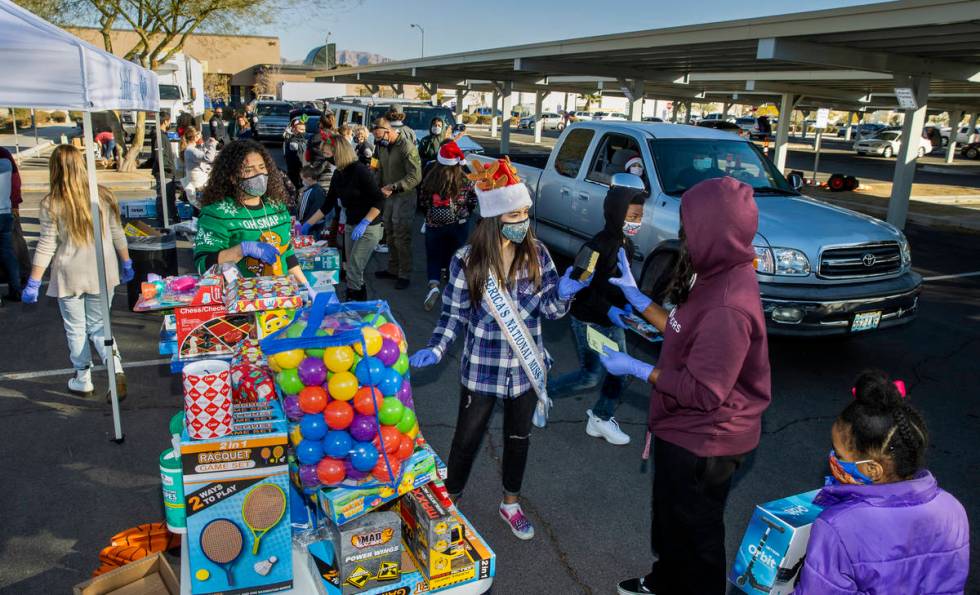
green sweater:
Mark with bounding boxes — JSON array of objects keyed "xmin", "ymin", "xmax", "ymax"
[{"xmin": 194, "ymin": 197, "xmax": 297, "ymax": 277}]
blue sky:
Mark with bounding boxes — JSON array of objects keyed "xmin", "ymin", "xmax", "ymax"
[{"xmin": 270, "ymin": 0, "xmax": 889, "ymax": 63}]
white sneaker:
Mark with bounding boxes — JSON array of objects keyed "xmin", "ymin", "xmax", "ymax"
[
  {"xmin": 423, "ymin": 286, "xmax": 441, "ymax": 311},
  {"xmin": 374, "ymin": 243, "xmax": 389, "ymax": 254},
  {"xmin": 499, "ymin": 502, "xmax": 535, "ymax": 540},
  {"xmin": 68, "ymin": 367, "xmax": 94, "ymax": 395},
  {"xmin": 586, "ymin": 410, "xmax": 630, "ymax": 445}
]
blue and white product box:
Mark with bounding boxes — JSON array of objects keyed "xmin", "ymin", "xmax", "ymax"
[
  {"xmin": 180, "ymin": 404, "xmax": 293, "ymax": 594},
  {"xmin": 122, "ymin": 198, "xmax": 158, "ymax": 220},
  {"xmin": 730, "ymin": 489, "xmax": 824, "ymax": 595}
]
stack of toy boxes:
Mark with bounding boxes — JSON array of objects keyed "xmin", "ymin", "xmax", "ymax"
[
  {"xmin": 295, "ymin": 243, "xmax": 341, "ymax": 290},
  {"xmin": 308, "ymin": 511, "xmax": 403, "ymax": 594}
]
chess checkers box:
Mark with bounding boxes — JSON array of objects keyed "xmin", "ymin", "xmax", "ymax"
[{"xmin": 180, "ymin": 411, "xmax": 292, "ymax": 594}]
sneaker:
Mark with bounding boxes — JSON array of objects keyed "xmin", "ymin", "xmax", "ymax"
[
  {"xmin": 395, "ymin": 278, "xmax": 410, "ymax": 290},
  {"xmin": 374, "ymin": 244, "xmax": 389, "ymax": 254},
  {"xmin": 586, "ymin": 410, "xmax": 630, "ymax": 445},
  {"xmin": 423, "ymin": 286, "xmax": 440, "ymax": 311},
  {"xmin": 617, "ymin": 577, "xmax": 655, "ymax": 595},
  {"xmin": 498, "ymin": 502, "xmax": 534, "ymax": 540},
  {"xmin": 374, "ymin": 270, "xmax": 397, "ymax": 280},
  {"xmin": 68, "ymin": 367, "xmax": 94, "ymax": 396}
]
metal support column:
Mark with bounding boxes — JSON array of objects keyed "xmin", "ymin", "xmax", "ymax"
[
  {"xmin": 887, "ymin": 76, "xmax": 930, "ymax": 230},
  {"xmin": 491, "ymin": 88, "xmax": 499, "ymax": 138},
  {"xmin": 844, "ymin": 111, "xmax": 855, "ymax": 142},
  {"xmin": 500, "ymin": 81, "xmax": 513, "ymax": 155},
  {"xmin": 968, "ymin": 112, "xmax": 979, "ymax": 144},
  {"xmin": 772, "ymin": 93, "xmax": 796, "ymax": 173},
  {"xmin": 683, "ymin": 101, "xmax": 692, "ymax": 124},
  {"xmin": 533, "ymin": 90, "xmax": 544, "ymax": 144},
  {"xmin": 455, "ymin": 89, "xmax": 466, "ymax": 118},
  {"xmin": 945, "ymin": 110, "xmax": 963, "ymax": 164},
  {"xmin": 723, "ymin": 102, "xmax": 731, "ymax": 117}
]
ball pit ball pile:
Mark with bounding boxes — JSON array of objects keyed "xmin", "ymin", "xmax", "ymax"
[{"xmin": 271, "ymin": 311, "xmax": 419, "ymax": 489}]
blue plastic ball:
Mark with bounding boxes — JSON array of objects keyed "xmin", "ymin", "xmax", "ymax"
[
  {"xmin": 378, "ymin": 367, "xmax": 403, "ymax": 397},
  {"xmin": 322, "ymin": 430, "xmax": 353, "ymax": 459},
  {"xmin": 300, "ymin": 414, "xmax": 328, "ymax": 441},
  {"xmin": 354, "ymin": 356, "xmax": 385, "ymax": 386},
  {"xmin": 296, "ymin": 439, "xmax": 324, "ymax": 466},
  {"xmin": 350, "ymin": 441, "xmax": 380, "ymax": 472}
]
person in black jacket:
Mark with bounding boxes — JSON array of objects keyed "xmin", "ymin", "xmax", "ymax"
[
  {"xmin": 296, "ymin": 165, "xmax": 327, "ymax": 238},
  {"xmin": 299, "ymin": 135, "xmax": 384, "ymax": 301},
  {"xmin": 548, "ymin": 177, "xmax": 647, "ymax": 446},
  {"xmin": 283, "ymin": 118, "xmax": 307, "ymax": 190},
  {"xmin": 208, "ymin": 107, "xmax": 231, "ymax": 147}
]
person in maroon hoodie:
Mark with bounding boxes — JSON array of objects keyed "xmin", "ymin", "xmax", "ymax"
[{"xmin": 601, "ymin": 176, "xmax": 772, "ymax": 595}]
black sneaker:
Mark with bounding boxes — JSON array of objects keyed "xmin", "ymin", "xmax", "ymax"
[
  {"xmin": 395, "ymin": 278, "xmax": 410, "ymax": 290},
  {"xmin": 374, "ymin": 270, "xmax": 397, "ymax": 280},
  {"xmin": 617, "ymin": 577, "xmax": 655, "ymax": 595}
]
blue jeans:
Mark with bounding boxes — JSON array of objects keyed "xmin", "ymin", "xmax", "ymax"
[
  {"xmin": 548, "ymin": 316, "xmax": 627, "ymax": 420},
  {"xmin": 424, "ymin": 221, "xmax": 469, "ymax": 283},
  {"xmin": 58, "ymin": 293, "xmax": 118, "ymax": 370},
  {"xmin": 0, "ymin": 213, "xmax": 21, "ymax": 294}
]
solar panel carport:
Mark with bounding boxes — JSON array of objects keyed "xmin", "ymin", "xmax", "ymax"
[{"xmin": 313, "ymin": 0, "xmax": 980, "ymax": 229}]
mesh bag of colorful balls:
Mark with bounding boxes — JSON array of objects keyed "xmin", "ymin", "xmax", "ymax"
[{"xmin": 259, "ymin": 295, "xmax": 421, "ymax": 502}]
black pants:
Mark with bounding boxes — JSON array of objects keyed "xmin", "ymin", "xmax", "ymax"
[
  {"xmin": 424, "ymin": 221, "xmax": 469, "ymax": 283},
  {"xmin": 445, "ymin": 387, "xmax": 537, "ymax": 496},
  {"xmin": 646, "ymin": 438, "xmax": 747, "ymax": 595}
]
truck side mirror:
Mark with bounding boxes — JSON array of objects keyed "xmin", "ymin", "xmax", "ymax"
[
  {"xmin": 454, "ymin": 123, "xmax": 466, "ymax": 133},
  {"xmin": 787, "ymin": 172, "xmax": 804, "ymax": 191}
]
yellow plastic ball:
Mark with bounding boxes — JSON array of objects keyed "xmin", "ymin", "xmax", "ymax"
[
  {"xmin": 267, "ymin": 357, "xmax": 282, "ymax": 373},
  {"xmin": 405, "ymin": 422, "xmax": 419, "ymax": 440},
  {"xmin": 272, "ymin": 349, "xmax": 305, "ymax": 370},
  {"xmin": 195, "ymin": 569, "xmax": 210, "ymax": 581},
  {"xmin": 323, "ymin": 345, "xmax": 355, "ymax": 373},
  {"xmin": 398, "ymin": 340, "xmax": 408, "ymax": 354},
  {"xmin": 353, "ymin": 327, "xmax": 383, "ymax": 357},
  {"xmin": 328, "ymin": 371, "xmax": 358, "ymax": 401},
  {"xmin": 289, "ymin": 424, "xmax": 304, "ymax": 447}
]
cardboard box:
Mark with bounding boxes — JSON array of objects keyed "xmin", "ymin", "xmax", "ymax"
[
  {"xmin": 318, "ymin": 442, "xmax": 437, "ymax": 527},
  {"xmin": 399, "ymin": 482, "xmax": 466, "ymax": 582},
  {"xmin": 180, "ymin": 408, "xmax": 292, "ymax": 594},
  {"xmin": 122, "ymin": 199, "xmax": 158, "ymax": 220},
  {"xmin": 174, "ymin": 304, "xmax": 256, "ymax": 359},
  {"xmin": 309, "ymin": 547, "xmax": 422, "ymax": 595},
  {"xmin": 224, "ymin": 276, "xmax": 303, "ymax": 314},
  {"xmin": 407, "ymin": 507, "xmax": 494, "ymax": 592},
  {"xmin": 730, "ymin": 489, "xmax": 824, "ymax": 595},
  {"xmin": 295, "ymin": 244, "xmax": 341, "ymax": 291},
  {"xmin": 73, "ymin": 553, "xmax": 178, "ymax": 595},
  {"xmin": 315, "ymin": 511, "xmax": 402, "ymax": 594}
]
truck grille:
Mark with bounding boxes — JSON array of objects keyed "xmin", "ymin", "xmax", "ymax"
[{"xmin": 819, "ymin": 242, "xmax": 902, "ymax": 279}]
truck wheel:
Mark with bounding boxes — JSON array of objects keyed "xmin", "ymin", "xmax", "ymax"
[
  {"xmin": 883, "ymin": 146, "xmax": 893, "ymax": 158},
  {"xmin": 965, "ymin": 146, "xmax": 980, "ymax": 159},
  {"xmin": 640, "ymin": 251, "xmax": 677, "ymax": 305}
]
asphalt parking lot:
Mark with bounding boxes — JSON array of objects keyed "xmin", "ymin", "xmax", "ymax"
[{"xmin": 0, "ymin": 151, "xmax": 978, "ymax": 594}]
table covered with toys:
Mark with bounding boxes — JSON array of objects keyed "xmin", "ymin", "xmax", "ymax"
[{"xmin": 85, "ymin": 260, "xmax": 496, "ymax": 595}]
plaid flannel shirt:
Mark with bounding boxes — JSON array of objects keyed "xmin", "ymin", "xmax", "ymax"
[{"xmin": 427, "ymin": 241, "xmax": 570, "ymax": 398}]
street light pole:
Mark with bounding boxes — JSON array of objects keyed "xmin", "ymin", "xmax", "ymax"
[
  {"xmin": 324, "ymin": 31, "xmax": 332, "ymax": 67},
  {"xmin": 410, "ymin": 23, "xmax": 424, "ymax": 58}
]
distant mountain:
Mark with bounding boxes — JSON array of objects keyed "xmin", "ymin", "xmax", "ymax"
[{"xmin": 336, "ymin": 50, "xmax": 391, "ymax": 66}]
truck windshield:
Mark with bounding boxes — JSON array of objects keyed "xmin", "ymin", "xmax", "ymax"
[
  {"xmin": 257, "ymin": 103, "xmax": 292, "ymax": 117},
  {"xmin": 367, "ymin": 106, "xmax": 457, "ymax": 130},
  {"xmin": 159, "ymin": 85, "xmax": 181, "ymax": 100},
  {"xmin": 648, "ymin": 138, "xmax": 793, "ymax": 196}
]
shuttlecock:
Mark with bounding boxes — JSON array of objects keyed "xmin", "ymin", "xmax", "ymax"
[{"xmin": 254, "ymin": 556, "xmax": 277, "ymax": 576}]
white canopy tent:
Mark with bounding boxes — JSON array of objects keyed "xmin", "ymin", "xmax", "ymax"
[{"xmin": 0, "ymin": 0, "xmax": 162, "ymax": 441}]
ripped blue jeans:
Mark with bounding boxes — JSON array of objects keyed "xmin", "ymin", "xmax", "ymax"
[{"xmin": 548, "ymin": 316, "xmax": 627, "ymax": 420}]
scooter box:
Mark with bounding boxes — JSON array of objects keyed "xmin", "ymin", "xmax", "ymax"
[{"xmin": 730, "ymin": 489, "xmax": 824, "ymax": 595}]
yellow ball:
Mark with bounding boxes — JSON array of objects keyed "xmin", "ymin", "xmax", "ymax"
[
  {"xmin": 268, "ymin": 357, "xmax": 282, "ymax": 373},
  {"xmin": 353, "ymin": 327, "xmax": 383, "ymax": 357},
  {"xmin": 323, "ymin": 345, "xmax": 355, "ymax": 373},
  {"xmin": 195, "ymin": 569, "xmax": 210, "ymax": 581},
  {"xmin": 272, "ymin": 349, "xmax": 305, "ymax": 370},
  {"xmin": 328, "ymin": 371, "xmax": 358, "ymax": 401},
  {"xmin": 405, "ymin": 422, "xmax": 419, "ymax": 440},
  {"xmin": 398, "ymin": 340, "xmax": 408, "ymax": 354},
  {"xmin": 289, "ymin": 424, "xmax": 304, "ymax": 447}
]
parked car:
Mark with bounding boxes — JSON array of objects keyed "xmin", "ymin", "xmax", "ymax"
[
  {"xmin": 960, "ymin": 141, "xmax": 980, "ymax": 159},
  {"xmin": 642, "ymin": 116, "xmax": 664, "ymax": 122},
  {"xmin": 592, "ymin": 111, "xmax": 628, "ymax": 121},
  {"xmin": 853, "ymin": 130, "xmax": 932, "ymax": 158},
  {"xmin": 952, "ymin": 125, "xmax": 980, "ymax": 144},
  {"xmin": 837, "ymin": 123, "xmax": 887, "ymax": 138},
  {"xmin": 472, "ymin": 121, "xmax": 920, "ymax": 336},
  {"xmin": 697, "ymin": 119, "xmax": 748, "ymax": 138},
  {"xmin": 735, "ymin": 116, "xmax": 758, "ymax": 134},
  {"xmin": 518, "ymin": 112, "xmax": 563, "ymax": 130},
  {"xmin": 253, "ymin": 100, "xmax": 294, "ymax": 141},
  {"xmin": 568, "ymin": 110, "xmax": 594, "ymax": 122}
]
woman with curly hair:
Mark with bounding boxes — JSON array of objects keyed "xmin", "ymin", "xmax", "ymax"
[{"xmin": 193, "ymin": 140, "xmax": 306, "ymax": 285}]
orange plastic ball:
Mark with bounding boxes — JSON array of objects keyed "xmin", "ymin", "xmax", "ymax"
[
  {"xmin": 373, "ymin": 425, "xmax": 401, "ymax": 455},
  {"xmin": 377, "ymin": 323, "xmax": 404, "ymax": 344},
  {"xmin": 396, "ymin": 433, "xmax": 414, "ymax": 460},
  {"xmin": 323, "ymin": 400, "xmax": 354, "ymax": 430},
  {"xmin": 298, "ymin": 386, "xmax": 328, "ymax": 414},
  {"xmin": 353, "ymin": 386, "xmax": 383, "ymax": 416},
  {"xmin": 316, "ymin": 457, "xmax": 346, "ymax": 485},
  {"xmin": 372, "ymin": 457, "xmax": 401, "ymax": 482}
]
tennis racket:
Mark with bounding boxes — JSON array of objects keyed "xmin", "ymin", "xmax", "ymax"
[
  {"xmin": 200, "ymin": 519, "xmax": 243, "ymax": 586},
  {"xmin": 242, "ymin": 483, "xmax": 286, "ymax": 555}
]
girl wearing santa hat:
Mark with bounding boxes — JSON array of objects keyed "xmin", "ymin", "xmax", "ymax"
[
  {"xmin": 409, "ymin": 157, "xmax": 591, "ymax": 540},
  {"xmin": 419, "ymin": 141, "xmax": 478, "ymax": 311}
]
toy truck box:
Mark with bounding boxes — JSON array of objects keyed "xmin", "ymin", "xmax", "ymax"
[
  {"xmin": 730, "ymin": 489, "xmax": 824, "ymax": 595},
  {"xmin": 399, "ymin": 482, "xmax": 466, "ymax": 583}
]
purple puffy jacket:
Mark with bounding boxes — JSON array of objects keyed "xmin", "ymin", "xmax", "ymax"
[{"xmin": 795, "ymin": 470, "xmax": 969, "ymax": 594}]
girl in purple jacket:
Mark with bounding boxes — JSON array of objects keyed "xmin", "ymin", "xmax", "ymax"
[{"xmin": 796, "ymin": 370, "xmax": 969, "ymax": 594}]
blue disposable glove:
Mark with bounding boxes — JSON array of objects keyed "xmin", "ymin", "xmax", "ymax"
[
  {"xmin": 120, "ymin": 259, "xmax": 135, "ymax": 283},
  {"xmin": 240, "ymin": 240, "xmax": 279, "ymax": 264},
  {"xmin": 299, "ymin": 223, "xmax": 312, "ymax": 236},
  {"xmin": 600, "ymin": 346, "xmax": 654, "ymax": 382},
  {"xmin": 608, "ymin": 247, "xmax": 652, "ymax": 313},
  {"xmin": 351, "ymin": 218, "xmax": 370, "ymax": 242},
  {"xmin": 607, "ymin": 304, "xmax": 633, "ymax": 329},
  {"xmin": 22, "ymin": 278, "xmax": 41, "ymax": 304},
  {"xmin": 557, "ymin": 266, "xmax": 592, "ymax": 301},
  {"xmin": 408, "ymin": 348, "xmax": 438, "ymax": 369}
]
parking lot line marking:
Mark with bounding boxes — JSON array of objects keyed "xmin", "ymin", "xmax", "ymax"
[
  {"xmin": 922, "ymin": 271, "xmax": 980, "ymax": 281},
  {"xmin": 0, "ymin": 358, "xmax": 170, "ymax": 381}
]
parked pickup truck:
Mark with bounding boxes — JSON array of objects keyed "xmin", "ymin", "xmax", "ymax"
[{"xmin": 473, "ymin": 122, "xmax": 921, "ymax": 336}]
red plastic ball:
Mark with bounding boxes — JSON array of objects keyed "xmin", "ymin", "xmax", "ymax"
[
  {"xmin": 316, "ymin": 457, "xmax": 346, "ymax": 485},
  {"xmin": 372, "ymin": 425, "xmax": 401, "ymax": 455},
  {"xmin": 323, "ymin": 399, "xmax": 354, "ymax": 430},
  {"xmin": 377, "ymin": 322, "xmax": 404, "ymax": 344},
  {"xmin": 298, "ymin": 386, "xmax": 328, "ymax": 414},
  {"xmin": 396, "ymin": 433, "xmax": 414, "ymax": 461},
  {"xmin": 353, "ymin": 386, "xmax": 383, "ymax": 417},
  {"xmin": 371, "ymin": 456, "xmax": 401, "ymax": 482}
]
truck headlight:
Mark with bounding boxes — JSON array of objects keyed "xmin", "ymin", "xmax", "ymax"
[
  {"xmin": 899, "ymin": 235, "xmax": 911, "ymax": 267},
  {"xmin": 753, "ymin": 246, "xmax": 774, "ymax": 274},
  {"xmin": 753, "ymin": 246, "xmax": 810, "ymax": 276}
]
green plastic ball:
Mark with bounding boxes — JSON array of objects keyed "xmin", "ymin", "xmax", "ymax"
[
  {"xmin": 285, "ymin": 321, "xmax": 307, "ymax": 339},
  {"xmin": 277, "ymin": 368, "xmax": 305, "ymax": 395},
  {"xmin": 378, "ymin": 397, "xmax": 405, "ymax": 426},
  {"xmin": 396, "ymin": 407, "xmax": 417, "ymax": 433},
  {"xmin": 392, "ymin": 353, "xmax": 409, "ymax": 376},
  {"xmin": 363, "ymin": 313, "xmax": 388, "ymax": 328}
]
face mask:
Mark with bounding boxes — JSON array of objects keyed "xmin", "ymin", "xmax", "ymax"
[
  {"xmin": 692, "ymin": 157, "xmax": 712, "ymax": 171},
  {"xmin": 431, "ymin": 126, "xmax": 444, "ymax": 136},
  {"xmin": 239, "ymin": 173, "xmax": 268, "ymax": 197},
  {"xmin": 623, "ymin": 221, "xmax": 642, "ymax": 236},
  {"xmin": 628, "ymin": 165, "xmax": 644, "ymax": 176},
  {"xmin": 377, "ymin": 136, "xmax": 390, "ymax": 147},
  {"xmin": 828, "ymin": 450, "xmax": 875, "ymax": 485},
  {"xmin": 501, "ymin": 218, "xmax": 530, "ymax": 243}
]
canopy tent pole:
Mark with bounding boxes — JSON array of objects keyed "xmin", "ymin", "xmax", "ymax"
[
  {"xmin": 82, "ymin": 111, "xmax": 124, "ymax": 442},
  {"xmin": 154, "ymin": 112, "xmax": 169, "ymax": 227},
  {"xmin": 11, "ymin": 110, "xmax": 19, "ymax": 153}
]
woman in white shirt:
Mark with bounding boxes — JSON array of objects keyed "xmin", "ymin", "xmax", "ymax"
[{"xmin": 181, "ymin": 126, "xmax": 217, "ymax": 206}]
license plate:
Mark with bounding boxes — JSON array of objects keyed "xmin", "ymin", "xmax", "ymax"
[{"xmin": 851, "ymin": 311, "xmax": 882, "ymax": 332}]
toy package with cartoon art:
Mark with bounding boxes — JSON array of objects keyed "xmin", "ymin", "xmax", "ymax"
[{"xmin": 225, "ymin": 275, "xmax": 304, "ymax": 314}]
